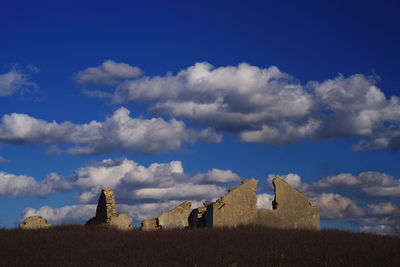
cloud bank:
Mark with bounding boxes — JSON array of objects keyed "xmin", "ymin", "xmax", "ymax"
[
  {"xmin": 0, "ymin": 107, "xmax": 221, "ymax": 155},
  {"xmin": 84, "ymin": 62, "xmax": 400, "ymax": 151}
]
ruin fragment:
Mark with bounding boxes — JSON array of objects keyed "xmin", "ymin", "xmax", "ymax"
[
  {"xmin": 158, "ymin": 201, "xmax": 192, "ymax": 229},
  {"xmin": 140, "ymin": 177, "xmax": 320, "ymax": 230},
  {"xmin": 140, "ymin": 201, "xmax": 192, "ymax": 231},
  {"xmin": 86, "ymin": 187, "xmax": 133, "ymax": 230},
  {"xmin": 141, "ymin": 218, "xmax": 160, "ymax": 231},
  {"xmin": 20, "ymin": 216, "xmax": 51, "ymax": 230}
]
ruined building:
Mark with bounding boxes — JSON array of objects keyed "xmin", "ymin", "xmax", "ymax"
[
  {"xmin": 86, "ymin": 187, "xmax": 133, "ymax": 230},
  {"xmin": 20, "ymin": 215, "xmax": 51, "ymax": 230},
  {"xmin": 142, "ymin": 178, "xmax": 319, "ymax": 230}
]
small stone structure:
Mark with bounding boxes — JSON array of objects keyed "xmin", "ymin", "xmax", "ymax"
[
  {"xmin": 20, "ymin": 216, "xmax": 51, "ymax": 230},
  {"xmin": 158, "ymin": 201, "xmax": 192, "ymax": 229},
  {"xmin": 141, "ymin": 218, "xmax": 160, "ymax": 231},
  {"xmin": 86, "ymin": 187, "xmax": 132, "ymax": 230},
  {"xmin": 141, "ymin": 201, "xmax": 192, "ymax": 231},
  {"xmin": 141, "ymin": 178, "xmax": 320, "ymax": 231}
]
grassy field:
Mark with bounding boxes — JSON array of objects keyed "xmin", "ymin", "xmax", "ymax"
[{"xmin": 0, "ymin": 225, "xmax": 399, "ymax": 266}]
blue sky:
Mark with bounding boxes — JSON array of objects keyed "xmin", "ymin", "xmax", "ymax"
[{"xmin": 0, "ymin": 0, "xmax": 399, "ymax": 234}]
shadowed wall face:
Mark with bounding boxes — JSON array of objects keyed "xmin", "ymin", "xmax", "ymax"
[
  {"xmin": 206, "ymin": 179, "xmax": 258, "ymax": 227},
  {"xmin": 256, "ymin": 179, "xmax": 320, "ymax": 230},
  {"xmin": 95, "ymin": 188, "xmax": 116, "ymax": 223}
]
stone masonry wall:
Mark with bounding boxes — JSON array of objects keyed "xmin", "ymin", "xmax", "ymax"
[
  {"xmin": 204, "ymin": 179, "xmax": 258, "ymax": 227},
  {"xmin": 255, "ymin": 178, "xmax": 320, "ymax": 230},
  {"xmin": 95, "ymin": 188, "xmax": 117, "ymax": 223}
]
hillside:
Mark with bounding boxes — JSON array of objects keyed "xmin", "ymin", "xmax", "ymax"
[{"xmin": 1, "ymin": 226, "xmax": 399, "ymax": 266}]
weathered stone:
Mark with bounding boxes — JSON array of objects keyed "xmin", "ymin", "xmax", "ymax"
[
  {"xmin": 95, "ymin": 187, "xmax": 117, "ymax": 223},
  {"xmin": 86, "ymin": 187, "xmax": 133, "ymax": 230},
  {"xmin": 204, "ymin": 179, "xmax": 258, "ymax": 227},
  {"xmin": 256, "ymin": 178, "xmax": 320, "ymax": 230},
  {"xmin": 189, "ymin": 203, "xmax": 210, "ymax": 228},
  {"xmin": 20, "ymin": 216, "xmax": 51, "ymax": 230},
  {"xmin": 142, "ymin": 178, "xmax": 320, "ymax": 231},
  {"xmin": 109, "ymin": 213, "xmax": 133, "ymax": 230},
  {"xmin": 140, "ymin": 218, "xmax": 160, "ymax": 231},
  {"xmin": 158, "ymin": 201, "xmax": 192, "ymax": 229}
]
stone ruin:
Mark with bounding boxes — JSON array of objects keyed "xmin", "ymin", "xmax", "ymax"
[
  {"xmin": 141, "ymin": 178, "xmax": 319, "ymax": 231},
  {"xmin": 17, "ymin": 178, "xmax": 319, "ymax": 231},
  {"xmin": 20, "ymin": 216, "xmax": 51, "ymax": 230},
  {"xmin": 86, "ymin": 187, "xmax": 133, "ymax": 230},
  {"xmin": 141, "ymin": 201, "xmax": 192, "ymax": 231}
]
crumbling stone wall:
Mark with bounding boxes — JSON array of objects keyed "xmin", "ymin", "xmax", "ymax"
[
  {"xmin": 95, "ymin": 188, "xmax": 117, "ymax": 223},
  {"xmin": 141, "ymin": 218, "xmax": 160, "ymax": 231},
  {"xmin": 256, "ymin": 178, "xmax": 320, "ymax": 230},
  {"xmin": 86, "ymin": 187, "xmax": 132, "ymax": 230},
  {"xmin": 140, "ymin": 178, "xmax": 320, "ymax": 231},
  {"xmin": 158, "ymin": 201, "xmax": 192, "ymax": 229},
  {"xmin": 204, "ymin": 179, "xmax": 258, "ymax": 227},
  {"xmin": 20, "ymin": 216, "xmax": 51, "ymax": 230},
  {"xmin": 141, "ymin": 201, "xmax": 192, "ymax": 231}
]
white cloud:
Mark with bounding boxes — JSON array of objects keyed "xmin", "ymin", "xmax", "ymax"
[
  {"xmin": 0, "ymin": 107, "xmax": 221, "ymax": 155},
  {"xmin": 73, "ymin": 158, "xmax": 185, "ymax": 190},
  {"xmin": 312, "ymin": 171, "xmax": 400, "ymax": 197},
  {"xmin": 0, "ymin": 68, "xmax": 37, "ymax": 96},
  {"xmin": 257, "ymin": 193, "xmax": 274, "ymax": 210},
  {"xmin": 0, "ymin": 171, "xmax": 69, "ymax": 197},
  {"xmin": 267, "ymin": 173, "xmax": 302, "ymax": 189},
  {"xmin": 21, "ymin": 205, "xmax": 96, "ymax": 225},
  {"xmin": 82, "ymin": 62, "xmax": 400, "ymax": 150},
  {"xmin": 192, "ymin": 168, "xmax": 240, "ymax": 184},
  {"xmin": 367, "ymin": 202, "xmax": 400, "ymax": 215},
  {"xmin": 131, "ymin": 183, "xmax": 226, "ymax": 200},
  {"xmin": 74, "ymin": 60, "xmax": 142, "ymax": 85},
  {"xmin": 314, "ymin": 193, "xmax": 365, "ymax": 219},
  {"xmin": 71, "ymin": 158, "xmax": 229, "ymax": 203}
]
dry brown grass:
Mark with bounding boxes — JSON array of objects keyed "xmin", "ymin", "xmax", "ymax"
[{"xmin": 0, "ymin": 225, "xmax": 399, "ymax": 266}]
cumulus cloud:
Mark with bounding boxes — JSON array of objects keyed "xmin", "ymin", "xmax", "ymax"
[
  {"xmin": 314, "ymin": 193, "xmax": 365, "ymax": 219},
  {"xmin": 74, "ymin": 60, "xmax": 142, "ymax": 85},
  {"xmin": 257, "ymin": 193, "xmax": 274, "ymax": 210},
  {"xmin": 21, "ymin": 205, "xmax": 96, "ymax": 225},
  {"xmin": 312, "ymin": 171, "xmax": 400, "ymax": 198},
  {"xmin": 0, "ymin": 68, "xmax": 37, "ymax": 96},
  {"xmin": 73, "ymin": 158, "xmax": 228, "ymax": 203},
  {"xmin": 192, "ymin": 168, "xmax": 240, "ymax": 184},
  {"xmin": 82, "ymin": 62, "xmax": 400, "ymax": 150},
  {"xmin": 0, "ymin": 171, "xmax": 70, "ymax": 197},
  {"xmin": 0, "ymin": 107, "xmax": 221, "ymax": 155}
]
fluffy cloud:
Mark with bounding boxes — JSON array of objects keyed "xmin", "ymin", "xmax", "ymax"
[
  {"xmin": 74, "ymin": 60, "xmax": 142, "ymax": 85},
  {"xmin": 192, "ymin": 168, "xmax": 240, "ymax": 184},
  {"xmin": 256, "ymin": 193, "xmax": 274, "ymax": 210},
  {"xmin": 0, "ymin": 107, "xmax": 221, "ymax": 155},
  {"xmin": 0, "ymin": 68, "xmax": 37, "ymax": 96},
  {"xmin": 312, "ymin": 171, "xmax": 400, "ymax": 197},
  {"xmin": 84, "ymin": 62, "xmax": 400, "ymax": 150},
  {"xmin": 21, "ymin": 205, "xmax": 96, "ymax": 225},
  {"xmin": 73, "ymin": 158, "xmax": 228, "ymax": 203},
  {"xmin": 0, "ymin": 172, "xmax": 70, "ymax": 197},
  {"xmin": 314, "ymin": 193, "xmax": 365, "ymax": 219}
]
